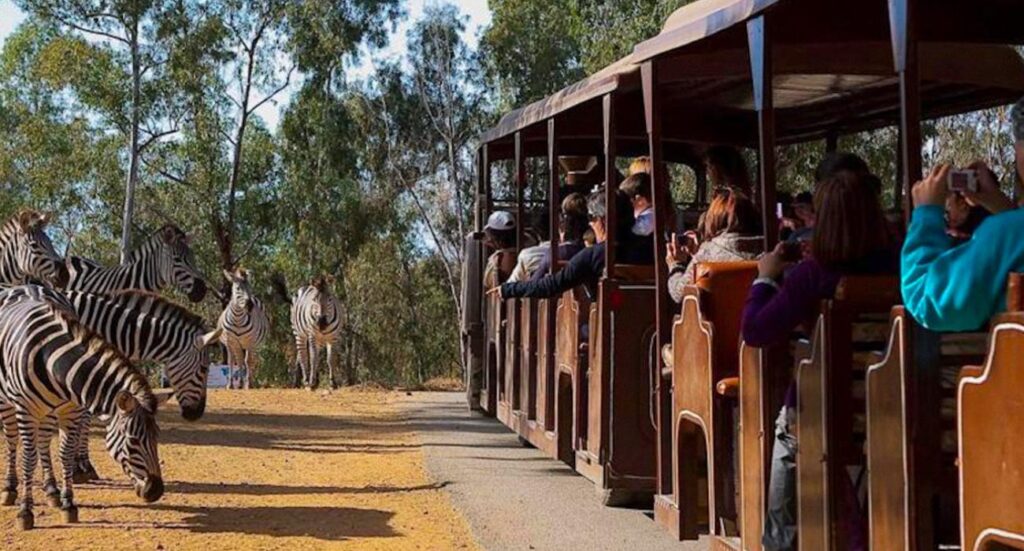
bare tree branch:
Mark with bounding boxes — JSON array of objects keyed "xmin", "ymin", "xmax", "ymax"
[{"xmin": 246, "ymin": 65, "xmax": 295, "ymax": 116}]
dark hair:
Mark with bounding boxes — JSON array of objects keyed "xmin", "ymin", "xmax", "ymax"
[
  {"xmin": 586, "ymin": 187, "xmax": 636, "ymax": 244},
  {"xmin": 705, "ymin": 145, "xmax": 752, "ymax": 195},
  {"xmin": 794, "ymin": 191, "xmax": 814, "ymax": 205},
  {"xmin": 561, "ymin": 192, "xmax": 588, "ymax": 219},
  {"xmin": 701, "ymin": 191, "xmax": 762, "ymax": 240},
  {"xmin": 811, "ymin": 170, "xmax": 891, "ymax": 270},
  {"xmin": 619, "ymin": 173, "xmax": 652, "ymax": 202},
  {"xmin": 560, "ymin": 193, "xmax": 589, "ymax": 241},
  {"xmin": 485, "ymin": 227, "xmax": 516, "ymax": 249},
  {"xmin": 815, "ymin": 152, "xmax": 882, "ymax": 196}
]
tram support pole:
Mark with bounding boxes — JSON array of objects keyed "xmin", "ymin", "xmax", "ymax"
[
  {"xmin": 890, "ymin": 0, "xmax": 923, "ymax": 221},
  {"xmin": 484, "ymin": 144, "xmax": 493, "ymax": 217},
  {"xmin": 515, "ymin": 131, "xmax": 526, "ymax": 252},
  {"xmin": 549, "ymin": 120, "xmax": 560, "ymax": 275},
  {"xmin": 643, "ymin": 60, "xmax": 674, "ymax": 500},
  {"xmin": 603, "ymin": 94, "xmax": 618, "ymax": 278},
  {"xmin": 748, "ymin": 15, "xmax": 779, "ymax": 250}
]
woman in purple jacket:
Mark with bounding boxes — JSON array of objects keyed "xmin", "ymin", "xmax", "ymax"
[{"xmin": 746, "ymin": 160, "xmax": 896, "ymax": 551}]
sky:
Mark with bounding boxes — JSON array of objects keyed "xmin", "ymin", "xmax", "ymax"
[{"xmin": 0, "ymin": 0, "xmax": 492, "ymax": 129}]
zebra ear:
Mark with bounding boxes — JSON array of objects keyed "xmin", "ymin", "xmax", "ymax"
[
  {"xmin": 115, "ymin": 391, "xmax": 138, "ymax": 414},
  {"xmin": 196, "ymin": 327, "xmax": 222, "ymax": 349}
]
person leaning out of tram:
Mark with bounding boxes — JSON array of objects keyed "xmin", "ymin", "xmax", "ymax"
[
  {"xmin": 482, "ymin": 211, "xmax": 518, "ymax": 290},
  {"xmin": 902, "ymin": 160, "xmax": 1024, "ymax": 332},
  {"xmin": 741, "ymin": 156, "xmax": 897, "ymax": 551},
  {"xmin": 496, "ymin": 185, "xmax": 652, "ymax": 302}
]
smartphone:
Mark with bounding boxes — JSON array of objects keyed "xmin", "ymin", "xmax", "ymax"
[
  {"xmin": 947, "ymin": 169, "xmax": 978, "ymax": 193},
  {"xmin": 775, "ymin": 202, "xmax": 784, "ymax": 219}
]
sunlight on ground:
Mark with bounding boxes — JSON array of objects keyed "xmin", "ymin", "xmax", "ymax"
[{"xmin": 0, "ymin": 389, "xmax": 478, "ymax": 550}]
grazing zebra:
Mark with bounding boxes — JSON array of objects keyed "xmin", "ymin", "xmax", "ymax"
[
  {"xmin": 0, "ymin": 287, "xmax": 163, "ymax": 530},
  {"xmin": 0, "ymin": 209, "xmax": 69, "ymax": 289},
  {"xmin": 276, "ymin": 274, "xmax": 341, "ymax": 389},
  {"xmin": 0, "ymin": 287, "xmax": 219, "ymax": 492},
  {"xmin": 219, "ymin": 268, "xmax": 268, "ymax": 389},
  {"xmin": 66, "ymin": 224, "xmax": 208, "ymax": 302}
]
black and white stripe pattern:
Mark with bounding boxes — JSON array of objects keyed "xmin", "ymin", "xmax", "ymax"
[
  {"xmin": 66, "ymin": 225, "xmax": 208, "ymax": 302},
  {"xmin": 0, "ymin": 287, "xmax": 163, "ymax": 529},
  {"xmin": 219, "ymin": 269, "xmax": 268, "ymax": 389},
  {"xmin": 289, "ymin": 275, "xmax": 341, "ymax": 389},
  {"xmin": 0, "ymin": 210, "xmax": 69, "ymax": 289}
]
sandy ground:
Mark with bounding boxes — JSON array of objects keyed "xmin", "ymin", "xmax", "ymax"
[{"xmin": 0, "ymin": 389, "xmax": 479, "ymax": 550}]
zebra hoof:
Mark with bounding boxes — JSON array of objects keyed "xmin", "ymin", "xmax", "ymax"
[
  {"xmin": 17, "ymin": 510, "xmax": 34, "ymax": 530},
  {"xmin": 0, "ymin": 490, "xmax": 16, "ymax": 506},
  {"xmin": 46, "ymin": 492, "xmax": 61, "ymax": 508},
  {"xmin": 62, "ymin": 506, "xmax": 79, "ymax": 524}
]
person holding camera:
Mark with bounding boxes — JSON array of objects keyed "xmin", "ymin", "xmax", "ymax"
[{"xmin": 902, "ymin": 161, "xmax": 1023, "ymax": 332}]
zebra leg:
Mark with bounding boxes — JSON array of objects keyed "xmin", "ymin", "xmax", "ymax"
[
  {"xmin": 308, "ymin": 341, "xmax": 320, "ymax": 390},
  {"xmin": 57, "ymin": 416, "xmax": 79, "ymax": 523},
  {"xmin": 295, "ymin": 335, "xmax": 309, "ymax": 389},
  {"xmin": 72, "ymin": 412, "xmax": 98, "ymax": 483},
  {"xmin": 1, "ymin": 404, "xmax": 17, "ymax": 506},
  {"xmin": 327, "ymin": 343, "xmax": 337, "ymax": 389},
  {"xmin": 244, "ymin": 348, "xmax": 257, "ymax": 390},
  {"xmin": 15, "ymin": 411, "xmax": 38, "ymax": 530},
  {"xmin": 37, "ymin": 416, "xmax": 60, "ymax": 507}
]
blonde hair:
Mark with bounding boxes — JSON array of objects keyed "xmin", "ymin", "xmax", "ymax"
[{"xmin": 629, "ymin": 157, "xmax": 651, "ymax": 176}]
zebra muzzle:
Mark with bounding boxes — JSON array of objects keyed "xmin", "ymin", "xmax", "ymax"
[{"xmin": 138, "ymin": 476, "xmax": 164, "ymax": 503}]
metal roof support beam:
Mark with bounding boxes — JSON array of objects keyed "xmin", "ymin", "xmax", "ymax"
[
  {"xmin": 643, "ymin": 60, "xmax": 674, "ymax": 503},
  {"xmin": 603, "ymin": 94, "xmax": 618, "ymax": 278},
  {"xmin": 484, "ymin": 144, "xmax": 493, "ymax": 217},
  {"xmin": 748, "ymin": 14, "xmax": 779, "ymax": 249},
  {"xmin": 548, "ymin": 119, "xmax": 560, "ymax": 276},
  {"xmin": 890, "ymin": 0, "xmax": 923, "ymax": 221}
]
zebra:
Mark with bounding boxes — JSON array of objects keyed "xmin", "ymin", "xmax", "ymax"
[
  {"xmin": 0, "ymin": 287, "xmax": 220, "ymax": 491},
  {"xmin": 219, "ymin": 268, "xmax": 268, "ymax": 390},
  {"xmin": 66, "ymin": 224, "xmax": 208, "ymax": 302},
  {"xmin": 274, "ymin": 274, "xmax": 342, "ymax": 389},
  {"xmin": 0, "ymin": 286, "xmax": 163, "ymax": 530},
  {"xmin": 0, "ymin": 209, "xmax": 69, "ymax": 289}
]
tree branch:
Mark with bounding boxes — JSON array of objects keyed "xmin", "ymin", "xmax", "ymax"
[
  {"xmin": 246, "ymin": 65, "xmax": 295, "ymax": 116},
  {"xmin": 47, "ymin": 11, "xmax": 130, "ymax": 45}
]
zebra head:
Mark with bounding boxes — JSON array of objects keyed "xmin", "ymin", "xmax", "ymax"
[
  {"xmin": 154, "ymin": 225, "xmax": 207, "ymax": 302},
  {"xmin": 225, "ymin": 268, "xmax": 256, "ymax": 312},
  {"xmin": 167, "ymin": 327, "xmax": 222, "ymax": 421},
  {"xmin": 106, "ymin": 391, "xmax": 163, "ymax": 503},
  {"xmin": 310, "ymin": 274, "xmax": 338, "ymax": 331},
  {"xmin": 12, "ymin": 210, "xmax": 69, "ymax": 288}
]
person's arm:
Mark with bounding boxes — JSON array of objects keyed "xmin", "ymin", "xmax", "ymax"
[
  {"xmin": 502, "ymin": 247, "xmax": 595, "ymax": 299},
  {"xmin": 667, "ymin": 266, "xmax": 688, "ymax": 304},
  {"xmin": 529, "ymin": 251, "xmax": 552, "ymax": 282},
  {"xmin": 741, "ymin": 261, "xmax": 822, "ymax": 347}
]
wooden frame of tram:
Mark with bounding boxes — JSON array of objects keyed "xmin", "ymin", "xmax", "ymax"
[{"xmin": 461, "ymin": 0, "xmax": 1024, "ymax": 548}]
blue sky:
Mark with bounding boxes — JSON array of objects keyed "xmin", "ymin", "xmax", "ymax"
[{"xmin": 0, "ymin": 0, "xmax": 492, "ymax": 128}]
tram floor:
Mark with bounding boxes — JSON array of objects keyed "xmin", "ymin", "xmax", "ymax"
[
  {"xmin": 0, "ymin": 388, "xmax": 477, "ymax": 550},
  {"xmin": 401, "ymin": 392, "xmax": 710, "ymax": 551}
]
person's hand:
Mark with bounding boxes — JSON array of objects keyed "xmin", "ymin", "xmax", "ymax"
[
  {"xmin": 758, "ymin": 242, "xmax": 792, "ymax": 281},
  {"xmin": 665, "ymin": 235, "xmax": 690, "ymax": 268},
  {"xmin": 963, "ymin": 161, "xmax": 1015, "ymax": 214},
  {"xmin": 912, "ymin": 164, "xmax": 950, "ymax": 207}
]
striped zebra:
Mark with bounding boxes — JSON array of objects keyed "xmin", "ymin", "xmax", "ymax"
[
  {"xmin": 219, "ymin": 268, "xmax": 268, "ymax": 390},
  {"xmin": 67, "ymin": 224, "xmax": 208, "ymax": 302},
  {"xmin": 15, "ymin": 288, "xmax": 218, "ymax": 490},
  {"xmin": 0, "ymin": 286, "xmax": 163, "ymax": 530},
  {"xmin": 275, "ymin": 274, "xmax": 341, "ymax": 389},
  {"xmin": 0, "ymin": 209, "xmax": 69, "ymax": 289}
]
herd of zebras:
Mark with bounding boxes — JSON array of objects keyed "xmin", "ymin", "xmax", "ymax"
[{"xmin": 0, "ymin": 209, "xmax": 343, "ymax": 530}]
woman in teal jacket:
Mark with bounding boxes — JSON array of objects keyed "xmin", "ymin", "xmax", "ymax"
[{"xmin": 902, "ymin": 162, "xmax": 1023, "ymax": 331}]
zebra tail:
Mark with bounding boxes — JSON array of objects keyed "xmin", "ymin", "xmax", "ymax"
[{"xmin": 270, "ymin": 273, "xmax": 292, "ymax": 306}]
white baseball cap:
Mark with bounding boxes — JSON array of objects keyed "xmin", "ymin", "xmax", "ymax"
[{"xmin": 485, "ymin": 211, "xmax": 516, "ymax": 231}]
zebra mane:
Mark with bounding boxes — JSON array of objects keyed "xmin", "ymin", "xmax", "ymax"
[
  {"xmin": 107, "ymin": 289, "xmax": 207, "ymax": 329},
  {"xmin": 37, "ymin": 297, "xmax": 155, "ymax": 411},
  {"xmin": 124, "ymin": 224, "xmax": 185, "ymax": 261}
]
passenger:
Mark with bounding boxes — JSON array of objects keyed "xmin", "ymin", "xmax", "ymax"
[
  {"xmin": 620, "ymin": 173, "xmax": 654, "ymax": 237},
  {"xmin": 629, "ymin": 156, "xmax": 651, "ymax": 176},
  {"xmin": 507, "ymin": 193, "xmax": 589, "ymax": 283},
  {"xmin": 786, "ymin": 191, "xmax": 815, "ymax": 243},
  {"xmin": 901, "ymin": 161, "xmax": 1022, "ymax": 332},
  {"xmin": 744, "ymin": 165, "xmax": 896, "ymax": 551},
  {"xmin": 776, "ymin": 192, "xmax": 801, "ymax": 242},
  {"xmin": 1014, "ymin": 98, "xmax": 1024, "ymax": 206},
  {"xmin": 665, "ymin": 190, "xmax": 763, "ymax": 302},
  {"xmin": 583, "ymin": 229, "xmax": 596, "ymax": 248},
  {"xmin": 705, "ymin": 145, "xmax": 753, "ymax": 196},
  {"xmin": 528, "ymin": 194, "xmax": 590, "ymax": 282},
  {"xmin": 482, "ymin": 211, "xmax": 517, "ymax": 289},
  {"xmin": 498, "ymin": 187, "xmax": 647, "ymax": 301},
  {"xmin": 945, "ymin": 191, "xmax": 989, "ymax": 245}
]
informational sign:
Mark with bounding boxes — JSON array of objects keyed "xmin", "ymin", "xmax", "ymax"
[{"xmin": 208, "ymin": 364, "xmax": 247, "ymax": 389}]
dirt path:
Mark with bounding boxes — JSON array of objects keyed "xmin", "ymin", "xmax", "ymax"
[{"xmin": 0, "ymin": 389, "xmax": 478, "ymax": 550}]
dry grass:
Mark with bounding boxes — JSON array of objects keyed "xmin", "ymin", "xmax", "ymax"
[
  {"xmin": 0, "ymin": 389, "xmax": 478, "ymax": 550},
  {"xmin": 417, "ymin": 377, "xmax": 464, "ymax": 392}
]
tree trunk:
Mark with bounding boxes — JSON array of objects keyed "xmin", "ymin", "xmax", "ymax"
[{"xmin": 119, "ymin": 22, "xmax": 142, "ymax": 264}]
